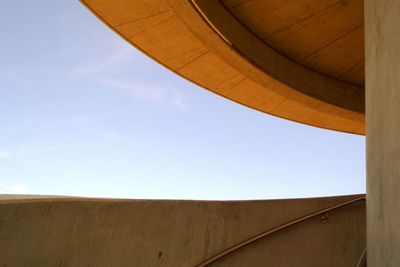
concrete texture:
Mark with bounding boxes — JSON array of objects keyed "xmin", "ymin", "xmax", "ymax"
[
  {"xmin": 0, "ymin": 195, "xmax": 365, "ymax": 266},
  {"xmin": 171, "ymin": 0, "xmax": 364, "ymax": 112},
  {"xmin": 222, "ymin": 0, "xmax": 365, "ymax": 87},
  {"xmin": 80, "ymin": 0, "xmax": 365, "ymax": 134},
  {"xmin": 365, "ymin": 0, "xmax": 400, "ymax": 265}
]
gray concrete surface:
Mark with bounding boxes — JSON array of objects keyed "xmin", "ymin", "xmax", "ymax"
[
  {"xmin": 0, "ymin": 195, "xmax": 365, "ymax": 266},
  {"xmin": 366, "ymin": 0, "xmax": 400, "ymax": 265}
]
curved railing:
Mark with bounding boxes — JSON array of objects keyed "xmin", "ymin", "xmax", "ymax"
[
  {"xmin": 196, "ymin": 195, "xmax": 366, "ymax": 266},
  {"xmin": 356, "ymin": 248, "xmax": 367, "ymax": 267}
]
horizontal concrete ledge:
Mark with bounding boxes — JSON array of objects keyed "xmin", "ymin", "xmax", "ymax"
[{"xmin": 1, "ymin": 194, "xmax": 365, "ymax": 266}]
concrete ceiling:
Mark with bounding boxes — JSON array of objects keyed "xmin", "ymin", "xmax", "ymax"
[
  {"xmin": 223, "ymin": 0, "xmax": 364, "ymax": 87},
  {"xmin": 80, "ymin": 0, "xmax": 365, "ymax": 134}
]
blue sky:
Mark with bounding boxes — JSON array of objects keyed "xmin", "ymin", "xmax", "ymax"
[{"xmin": 0, "ymin": 1, "xmax": 365, "ymax": 200}]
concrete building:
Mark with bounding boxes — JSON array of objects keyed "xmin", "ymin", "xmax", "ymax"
[{"xmin": 1, "ymin": 0, "xmax": 398, "ymax": 266}]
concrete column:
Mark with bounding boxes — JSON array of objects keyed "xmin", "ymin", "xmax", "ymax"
[{"xmin": 366, "ymin": 0, "xmax": 400, "ymax": 266}]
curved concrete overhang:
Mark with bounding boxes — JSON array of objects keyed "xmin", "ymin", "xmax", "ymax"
[{"xmin": 80, "ymin": 0, "xmax": 365, "ymax": 134}]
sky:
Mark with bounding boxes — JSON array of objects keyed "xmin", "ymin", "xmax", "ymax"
[{"xmin": 0, "ymin": 1, "xmax": 365, "ymax": 200}]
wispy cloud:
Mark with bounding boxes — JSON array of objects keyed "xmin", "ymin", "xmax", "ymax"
[
  {"xmin": 19, "ymin": 145, "xmax": 60, "ymax": 156},
  {"xmin": 99, "ymin": 78, "xmax": 188, "ymax": 109},
  {"xmin": 0, "ymin": 149, "xmax": 18, "ymax": 160},
  {"xmin": 0, "ymin": 145, "xmax": 59, "ymax": 160},
  {"xmin": 73, "ymin": 116, "xmax": 93, "ymax": 123},
  {"xmin": 91, "ymin": 129, "xmax": 127, "ymax": 142},
  {"xmin": 68, "ymin": 45, "xmax": 189, "ymax": 109},
  {"xmin": 0, "ymin": 183, "xmax": 28, "ymax": 194},
  {"xmin": 0, "ymin": 69, "xmax": 36, "ymax": 87},
  {"xmin": 71, "ymin": 47, "xmax": 133, "ymax": 76},
  {"xmin": 72, "ymin": 110, "xmax": 129, "ymax": 124}
]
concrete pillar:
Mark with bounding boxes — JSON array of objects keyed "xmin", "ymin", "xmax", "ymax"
[{"xmin": 365, "ymin": 0, "xmax": 400, "ymax": 266}]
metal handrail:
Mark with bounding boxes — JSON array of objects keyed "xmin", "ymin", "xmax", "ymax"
[
  {"xmin": 196, "ymin": 195, "xmax": 366, "ymax": 266},
  {"xmin": 356, "ymin": 248, "xmax": 367, "ymax": 267}
]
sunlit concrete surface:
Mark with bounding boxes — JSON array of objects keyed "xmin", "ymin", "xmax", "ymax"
[
  {"xmin": 6, "ymin": 0, "xmax": 400, "ymax": 265},
  {"xmin": 80, "ymin": 0, "xmax": 365, "ymax": 134},
  {"xmin": 0, "ymin": 195, "xmax": 365, "ymax": 266}
]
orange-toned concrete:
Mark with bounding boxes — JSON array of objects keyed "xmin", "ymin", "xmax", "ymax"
[
  {"xmin": 80, "ymin": 0, "xmax": 365, "ymax": 134},
  {"xmin": 222, "ymin": 0, "xmax": 364, "ymax": 88}
]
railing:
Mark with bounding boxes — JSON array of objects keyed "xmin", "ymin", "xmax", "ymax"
[
  {"xmin": 356, "ymin": 248, "xmax": 367, "ymax": 267},
  {"xmin": 196, "ymin": 195, "xmax": 366, "ymax": 267}
]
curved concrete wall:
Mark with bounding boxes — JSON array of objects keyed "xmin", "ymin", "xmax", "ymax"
[{"xmin": 0, "ymin": 195, "xmax": 365, "ymax": 266}]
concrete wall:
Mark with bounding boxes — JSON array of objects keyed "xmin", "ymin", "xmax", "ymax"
[
  {"xmin": 365, "ymin": 0, "xmax": 400, "ymax": 266},
  {"xmin": 0, "ymin": 195, "xmax": 364, "ymax": 266}
]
